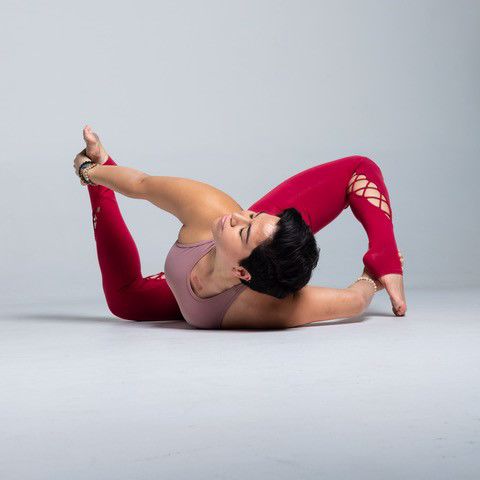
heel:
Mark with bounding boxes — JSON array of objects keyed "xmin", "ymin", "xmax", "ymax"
[{"xmin": 363, "ymin": 249, "xmax": 403, "ymax": 279}]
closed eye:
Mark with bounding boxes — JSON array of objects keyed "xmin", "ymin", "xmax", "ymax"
[
  {"xmin": 240, "ymin": 214, "xmax": 254, "ymax": 241},
  {"xmin": 241, "ymin": 212, "xmax": 266, "ymax": 243}
]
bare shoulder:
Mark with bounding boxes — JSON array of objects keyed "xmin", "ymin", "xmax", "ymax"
[
  {"xmin": 221, "ymin": 287, "xmax": 291, "ymax": 330},
  {"xmin": 177, "ymin": 226, "xmax": 215, "ymax": 244}
]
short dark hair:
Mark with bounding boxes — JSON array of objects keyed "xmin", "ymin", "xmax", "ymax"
[{"xmin": 238, "ymin": 207, "xmax": 320, "ymax": 298}]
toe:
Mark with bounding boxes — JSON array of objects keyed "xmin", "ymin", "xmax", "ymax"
[
  {"xmin": 83, "ymin": 126, "xmax": 96, "ymax": 140},
  {"xmin": 393, "ymin": 302, "xmax": 407, "ymax": 316}
]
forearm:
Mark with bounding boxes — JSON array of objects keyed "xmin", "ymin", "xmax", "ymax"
[{"xmin": 88, "ymin": 164, "xmax": 147, "ymax": 198}]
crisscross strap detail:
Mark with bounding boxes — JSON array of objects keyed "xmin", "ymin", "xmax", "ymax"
[
  {"xmin": 146, "ymin": 272, "xmax": 166, "ymax": 280},
  {"xmin": 347, "ymin": 172, "xmax": 391, "ymax": 220}
]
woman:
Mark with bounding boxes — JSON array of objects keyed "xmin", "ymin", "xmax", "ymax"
[{"xmin": 74, "ymin": 125, "xmax": 406, "ymax": 329}]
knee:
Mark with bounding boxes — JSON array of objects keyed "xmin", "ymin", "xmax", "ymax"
[
  {"xmin": 107, "ymin": 304, "xmax": 135, "ymax": 321},
  {"xmin": 106, "ymin": 297, "xmax": 142, "ymax": 321},
  {"xmin": 356, "ymin": 155, "xmax": 382, "ymax": 173}
]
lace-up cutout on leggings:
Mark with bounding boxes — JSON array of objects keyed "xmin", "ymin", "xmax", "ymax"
[
  {"xmin": 347, "ymin": 173, "xmax": 391, "ymax": 219},
  {"xmin": 86, "ymin": 155, "xmax": 402, "ymax": 324}
]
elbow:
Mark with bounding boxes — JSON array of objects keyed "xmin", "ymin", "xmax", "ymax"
[
  {"xmin": 350, "ymin": 292, "xmax": 367, "ymax": 318},
  {"xmin": 130, "ymin": 174, "xmax": 150, "ymax": 199}
]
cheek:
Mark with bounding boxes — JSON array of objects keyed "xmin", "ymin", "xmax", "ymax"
[
  {"xmin": 221, "ymin": 231, "xmax": 243, "ymax": 256},
  {"xmin": 227, "ymin": 232, "xmax": 240, "ymax": 250}
]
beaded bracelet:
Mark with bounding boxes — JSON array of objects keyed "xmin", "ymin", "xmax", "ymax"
[
  {"xmin": 81, "ymin": 163, "xmax": 98, "ymax": 186},
  {"xmin": 78, "ymin": 161, "xmax": 98, "ymax": 186},
  {"xmin": 78, "ymin": 161, "xmax": 93, "ymax": 185},
  {"xmin": 354, "ymin": 276, "xmax": 378, "ymax": 293},
  {"xmin": 78, "ymin": 160, "xmax": 93, "ymax": 176}
]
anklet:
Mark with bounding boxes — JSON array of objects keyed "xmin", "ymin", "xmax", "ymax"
[{"xmin": 354, "ymin": 276, "xmax": 378, "ymax": 293}]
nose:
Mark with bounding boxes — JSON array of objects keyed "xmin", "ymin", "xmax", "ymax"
[{"xmin": 231, "ymin": 212, "xmax": 249, "ymax": 226}]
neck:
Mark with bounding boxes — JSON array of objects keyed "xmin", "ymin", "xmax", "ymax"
[{"xmin": 192, "ymin": 247, "xmax": 241, "ymax": 297}]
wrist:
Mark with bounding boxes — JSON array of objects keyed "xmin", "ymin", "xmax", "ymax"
[
  {"xmin": 79, "ymin": 162, "xmax": 99, "ymax": 186},
  {"xmin": 355, "ymin": 276, "xmax": 378, "ymax": 293},
  {"xmin": 347, "ymin": 279, "xmax": 375, "ymax": 309},
  {"xmin": 362, "ymin": 268, "xmax": 384, "ymax": 292}
]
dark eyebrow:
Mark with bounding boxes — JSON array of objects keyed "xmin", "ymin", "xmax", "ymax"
[{"xmin": 246, "ymin": 211, "xmax": 266, "ymax": 244}]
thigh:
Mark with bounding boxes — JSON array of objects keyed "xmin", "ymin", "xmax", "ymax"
[{"xmin": 247, "ymin": 156, "xmax": 359, "ymax": 234}]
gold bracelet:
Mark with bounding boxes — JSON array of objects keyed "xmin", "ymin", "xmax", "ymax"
[{"xmin": 354, "ymin": 276, "xmax": 378, "ymax": 293}]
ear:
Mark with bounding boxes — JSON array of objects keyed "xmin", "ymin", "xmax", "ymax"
[{"xmin": 233, "ymin": 265, "xmax": 251, "ymax": 282}]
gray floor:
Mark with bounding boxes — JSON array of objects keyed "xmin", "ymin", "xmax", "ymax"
[{"xmin": 1, "ymin": 288, "xmax": 479, "ymax": 480}]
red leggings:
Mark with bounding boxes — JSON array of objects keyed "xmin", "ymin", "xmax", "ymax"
[{"xmin": 87, "ymin": 155, "xmax": 402, "ymax": 321}]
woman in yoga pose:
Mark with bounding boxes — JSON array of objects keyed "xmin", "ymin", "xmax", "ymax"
[{"xmin": 74, "ymin": 125, "xmax": 406, "ymax": 329}]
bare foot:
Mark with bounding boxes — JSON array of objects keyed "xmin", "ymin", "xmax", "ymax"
[
  {"xmin": 379, "ymin": 252, "xmax": 407, "ymax": 316},
  {"xmin": 82, "ymin": 125, "xmax": 109, "ymax": 164},
  {"xmin": 379, "ymin": 274, "xmax": 407, "ymax": 316}
]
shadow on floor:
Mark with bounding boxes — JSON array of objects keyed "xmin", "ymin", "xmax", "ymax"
[
  {"xmin": 9, "ymin": 313, "xmax": 189, "ymax": 329},
  {"xmin": 8, "ymin": 309, "xmax": 392, "ymax": 331},
  {"xmin": 304, "ymin": 309, "xmax": 394, "ymax": 327}
]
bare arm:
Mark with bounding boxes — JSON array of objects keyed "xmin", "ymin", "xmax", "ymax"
[
  {"xmin": 87, "ymin": 164, "xmax": 147, "ymax": 198},
  {"xmin": 136, "ymin": 175, "xmax": 240, "ymax": 226},
  {"xmin": 279, "ymin": 273, "xmax": 380, "ymax": 328},
  {"xmin": 86, "ymin": 163, "xmax": 241, "ymax": 228},
  {"xmin": 73, "ymin": 139, "xmax": 245, "ymax": 228}
]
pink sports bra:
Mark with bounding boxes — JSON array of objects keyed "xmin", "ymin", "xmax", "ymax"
[{"xmin": 164, "ymin": 238, "xmax": 247, "ymax": 329}]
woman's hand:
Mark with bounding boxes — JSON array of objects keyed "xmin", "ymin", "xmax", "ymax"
[{"xmin": 73, "ymin": 149, "xmax": 94, "ymax": 185}]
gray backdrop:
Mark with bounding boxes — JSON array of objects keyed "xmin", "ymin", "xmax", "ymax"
[{"xmin": 1, "ymin": 0, "xmax": 479, "ymax": 307}]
